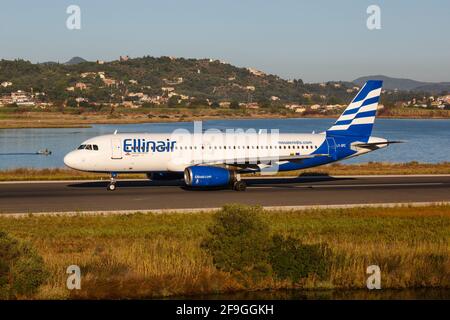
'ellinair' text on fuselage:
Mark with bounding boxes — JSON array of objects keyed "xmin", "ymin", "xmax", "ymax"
[{"xmin": 123, "ymin": 138, "xmax": 176, "ymax": 153}]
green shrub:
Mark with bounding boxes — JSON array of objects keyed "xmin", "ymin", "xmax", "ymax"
[
  {"xmin": 0, "ymin": 231, "xmax": 48, "ymax": 299},
  {"xmin": 202, "ymin": 205, "xmax": 333, "ymax": 283},
  {"xmin": 201, "ymin": 204, "xmax": 271, "ymax": 277},
  {"xmin": 269, "ymin": 235, "xmax": 331, "ymax": 282}
]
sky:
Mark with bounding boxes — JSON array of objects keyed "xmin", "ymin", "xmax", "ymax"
[{"xmin": 0, "ymin": 0, "xmax": 449, "ymax": 83}]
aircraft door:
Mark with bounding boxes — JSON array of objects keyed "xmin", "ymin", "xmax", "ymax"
[
  {"xmin": 111, "ymin": 138, "xmax": 122, "ymax": 159},
  {"xmin": 326, "ymin": 137, "xmax": 338, "ymax": 160}
]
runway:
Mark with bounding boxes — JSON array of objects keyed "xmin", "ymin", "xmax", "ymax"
[{"xmin": 1, "ymin": 175, "xmax": 450, "ymax": 214}]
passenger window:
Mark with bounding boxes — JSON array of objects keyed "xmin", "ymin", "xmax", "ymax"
[
  {"xmin": 93, "ymin": 145, "xmax": 99, "ymax": 151},
  {"xmin": 78, "ymin": 144, "xmax": 85, "ymax": 150}
]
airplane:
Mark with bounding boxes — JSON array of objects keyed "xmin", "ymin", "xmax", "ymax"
[{"xmin": 64, "ymin": 80, "xmax": 401, "ymax": 191}]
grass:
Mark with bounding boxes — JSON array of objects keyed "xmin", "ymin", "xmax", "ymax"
[
  {"xmin": 0, "ymin": 204, "xmax": 448, "ymax": 299},
  {"xmin": 0, "ymin": 107, "xmax": 449, "ymax": 129},
  {"xmin": 0, "ymin": 162, "xmax": 449, "ymax": 181}
]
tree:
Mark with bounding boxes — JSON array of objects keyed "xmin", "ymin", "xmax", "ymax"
[
  {"xmin": 229, "ymin": 100, "xmax": 240, "ymax": 109},
  {"xmin": 201, "ymin": 205, "xmax": 271, "ymax": 277},
  {"xmin": 167, "ymin": 96, "xmax": 180, "ymax": 107}
]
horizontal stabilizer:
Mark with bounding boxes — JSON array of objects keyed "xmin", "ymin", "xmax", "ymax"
[{"xmin": 353, "ymin": 140, "xmax": 404, "ymax": 148}]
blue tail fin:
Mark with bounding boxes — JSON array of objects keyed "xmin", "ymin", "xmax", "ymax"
[{"xmin": 327, "ymin": 80, "xmax": 383, "ymax": 138}]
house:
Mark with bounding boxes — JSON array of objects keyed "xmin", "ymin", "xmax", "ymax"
[
  {"xmin": 270, "ymin": 96, "xmax": 280, "ymax": 101},
  {"xmin": 161, "ymin": 87, "xmax": 175, "ymax": 93},
  {"xmin": 119, "ymin": 55, "xmax": 129, "ymax": 62},
  {"xmin": 310, "ymin": 104, "xmax": 321, "ymax": 110},
  {"xmin": 11, "ymin": 90, "xmax": 35, "ymax": 106},
  {"xmin": 1, "ymin": 81, "xmax": 12, "ymax": 88},
  {"xmin": 75, "ymin": 82, "xmax": 87, "ymax": 90},
  {"xmin": 243, "ymin": 102, "xmax": 259, "ymax": 109},
  {"xmin": 0, "ymin": 95, "xmax": 13, "ymax": 105},
  {"xmin": 75, "ymin": 83, "xmax": 87, "ymax": 90},
  {"xmin": 75, "ymin": 97, "xmax": 89, "ymax": 103},
  {"xmin": 438, "ymin": 95, "xmax": 450, "ymax": 104},
  {"xmin": 66, "ymin": 87, "xmax": 75, "ymax": 92},
  {"xmin": 245, "ymin": 86, "xmax": 255, "ymax": 91},
  {"xmin": 80, "ymin": 72, "xmax": 97, "ymax": 78},
  {"xmin": 102, "ymin": 78, "xmax": 116, "ymax": 86},
  {"xmin": 96, "ymin": 60, "xmax": 105, "ymax": 65},
  {"xmin": 128, "ymin": 92, "xmax": 145, "ymax": 98},
  {"xmin": 163, "ymin": 77, "xmax": 183, "ymax": 85},
  {"xmin": 246, "ymin": 68, "xmax": 265, "ymax": 77},
  {"xmin": 129, "ymin": 79, "xmax": 138, "ymax": 85},
  {"xmin": 285, "ymin": 104, "xmax": 306, "ymax": 113},
  {"xmin": 122, "ymin": 101, "xmax": 139, "ymax": 108}
]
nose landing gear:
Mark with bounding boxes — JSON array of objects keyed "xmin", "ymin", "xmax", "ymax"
[{"xmin": 107, "ymin": 172, "xmax": 118, "ymax": 191}]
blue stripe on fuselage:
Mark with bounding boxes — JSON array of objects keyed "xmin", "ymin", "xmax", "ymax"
[{"xmin": 278, "ymin": 135, "xmax": 358, "ymax": 171}]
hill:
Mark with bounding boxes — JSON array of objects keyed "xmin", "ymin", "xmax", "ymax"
[
  {"xmin": 0, "ymin": 56, "xmax": 358, "ymax": 105},
  {"xmin": 353, "ymin": 75, "xmax": 450, "ymax": 93},
  {"xmin": 64, "ymin": 56, "xmax": 88, "ymax": 65}
]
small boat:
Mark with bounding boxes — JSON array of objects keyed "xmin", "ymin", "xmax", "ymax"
[{"xmin": 37, "ymin": 149, "xmax": 52, "ymax": 156}]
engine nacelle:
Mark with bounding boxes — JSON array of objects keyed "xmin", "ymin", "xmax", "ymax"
[
  {"xmin": 147, "ymin": 172, "xmax": 184, "ymax": 180},
  {"xmin": 184, "ymin": 166, "xmax": 235, "ymax": 187}
]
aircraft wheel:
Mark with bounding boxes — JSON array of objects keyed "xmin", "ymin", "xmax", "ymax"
[
  {"xmin": 107, "ymin": 183, "xmax": 116, "ymax": 191},
  {"xmin": 233, "ymin": 181, "xmax": 247, "ymax": 191}
]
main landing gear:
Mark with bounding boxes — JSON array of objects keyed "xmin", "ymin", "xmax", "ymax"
[
  {"xmin": 232, "ymin": 175, "xmax": 247, "ymax": 191},
  {"xmin": 107, "ymin": 172, "xmax": 118, "ymax": 191}
]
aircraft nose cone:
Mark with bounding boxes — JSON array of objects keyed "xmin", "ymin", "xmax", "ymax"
[{"xmin": 63, "ymin": 151, "xmax": 78, "ymax": 169}]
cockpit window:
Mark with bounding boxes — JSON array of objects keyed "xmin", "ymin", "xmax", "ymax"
[{"xmin": 78, "ymin": 144, "xmax": 98, "ymax": 150}]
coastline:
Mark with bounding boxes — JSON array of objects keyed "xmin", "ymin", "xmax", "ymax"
[{"xmin": 1, "ymin": 111, "xmax": 450, "ymax": 129}]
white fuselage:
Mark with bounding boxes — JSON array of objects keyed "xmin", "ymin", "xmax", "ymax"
[{"xmin": 63, "ymin": 132, "xmax": 330, "ymax": 173}]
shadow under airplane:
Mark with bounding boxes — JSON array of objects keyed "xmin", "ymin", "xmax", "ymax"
[{"xmin": 67, "ymin": 175, "xmax": 354, "ymax": 191}]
